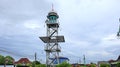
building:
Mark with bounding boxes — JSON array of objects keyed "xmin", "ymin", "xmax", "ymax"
[
  {"xmin": 109, "ymin": 55, "xmax": 120, "ymax": 67},
  {"xmin": 14, "ymin": 58, "xmax": 31, "ymax": 66},
  {"xmin": 116, "ymin": 55, "xmax": 120, "ymax": 61},
  {"xmin": 50, "ymin": 57, "xmax": 69, "ymax": 64},
  {"xmin": 98, "ymin": 61, "xmax": 109, "ymax": 67},
  {"xmin": 98, "ymin": 55, "xmax": 120, "ymax": 67}
]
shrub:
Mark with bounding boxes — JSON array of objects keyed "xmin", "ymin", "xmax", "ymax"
[
  {"xmin": 88, "ymin": 64, "xmax": 96, "ymax": 67},
  {"xmin": 100, "ymin": 64, "xmax": 110, "ymax": 67},
  {"xmin": 35, "ymin": 64, "xmax": 46, "ymax": 67},
  {"xmin": 56, "ymin": 62, "xmax": 71, "ymax": 67},
  {"xmin": 117, "ymin": 62, "xmax": 120, "ymax": 67}
]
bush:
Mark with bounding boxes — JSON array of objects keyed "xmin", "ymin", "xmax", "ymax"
[
  {"xmin": 88, "ymin": 64, "xmax": 96, "ymax": 67},
  {"xmin": 117, "ymin": 62, "xmax": 120, "ymax": 67},
  {"xmin": 35, "ymin": 64, "xmax": 46, "ymax": 67},
  {"xmin": 0, "ymin": 55, "xmax": 5, "ymax": 65},
  {"xmin": 16, "ymin": 63, "xmax": 31, "ymax": 67},
  {"xmin": 17, "ymin": 66, "xmax": 29, "ymax": 67},
  {"xmin": 56, "ymin": 62, "xmax": 71, "ymax": 67},
  {"xmin": 100, "ymin": 64, "xmax": 110, "ymax": 67},
  {"xmin": 32, "ymin": 61, "xmax": 41, "ymax": 65}
]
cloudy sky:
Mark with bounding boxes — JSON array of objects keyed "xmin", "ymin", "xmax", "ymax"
[{"xmin": 0, "ymin": 0, "xmax": 120, "ymax": 63}]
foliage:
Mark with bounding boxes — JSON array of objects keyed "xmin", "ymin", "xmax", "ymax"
[
  {"xmin": 16, "ymin": 63, "xmax": 32, "ymax": 67},
  {"xmin": 26, "ymin": 63, "xmax": 32, "ymax": 67},
  {"xmin": 17, "ymin": 66, "xmax": 29, "ymax": 67},
  {"xmin": 0, "ymin": 55, "xmax": 14, "ymax": 65},
  {"xmin": 16, "ymin": 63, "xmax": 46, "ymax": 67},
  {"xmin": 16, "ymin": 63, "xmax": 35, "ymax": 67},
  {"xmin": 88, "ymin": 64, "xmax": 96, "ymax": 67},
  {"xmin": 100, "ymin": 63, "xmax": 110, "ymax": 67},
  {"xmin": 35, "ymin": 64, "xmax": 46, "ymax": 67},
  {"xmin": 31, "ymin": 61, "xmax": 41, "ymax": 67},
  {"xmin": 32, "ymin": 61, "xmax": 41, "ymax": 65},
  {"xmin": 5, "ymin": 56, "xmax": 14, "ymax": 65},
  {"xmin": 31, "ymin": 61, "xmax": 45, "ymax": 67},
  {"xmin": 56, "ymin": 62, "xmax": 71, "ymax": 67},
  {"xmin": 0, "ymin": 55, "xmax": 5, "ymax": 65},
  {"xmin": 117, "ymin": 62, "xmax": 120, "ymax": 67},
  {"xmin": 16, "ymin": 64, "xmax": 23, "ymax": 67}
]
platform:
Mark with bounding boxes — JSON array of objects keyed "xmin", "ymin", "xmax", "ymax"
[
  {"xmin": 39, "ymin": 36, "xmax": 65, "ymax": 43},
  {"xmin": 46, "ymin": 22, "xmax": 59, "ymax": 28},
  {"xmin": 45, "ymin": 49, "xmax": 61, "ymax": 52}
]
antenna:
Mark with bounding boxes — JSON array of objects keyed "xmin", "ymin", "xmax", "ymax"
[
  {"xmin": 35, "ymin": 52, "xmax": 37, "ymax": 62},
  {"xmin": 52, "ymin": 3, "xmax": 54, "ymax": 11}
]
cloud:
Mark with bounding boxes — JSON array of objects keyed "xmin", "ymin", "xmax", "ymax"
[
  {"xmin": 102, "ymin": 34, "xmax": 118, "ymax": 41},
  {"xmin": 0, "ymin": 0, "xmax": 120, "ymax": 63},
  {"xmin": 87, "ymin": 50, "xmax": 112, "ymax": 57},
  {"xmin": 101, "ymin": 34, "xmax": 120, "ymax": 47},
  {"xmin": 23, "ymin": 20, "xmax": 41, "ymax": 29}
]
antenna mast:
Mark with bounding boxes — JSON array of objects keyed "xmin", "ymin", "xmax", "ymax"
[{"xmin": 52, "ymin": 4, "xmax": 54, "ymax": 11}]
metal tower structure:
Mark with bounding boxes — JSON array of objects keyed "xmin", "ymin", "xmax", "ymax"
[
  {"xmin": 117, "ymin": 18, "xmax": 120, "ymax": 38},
  {"xmin": 39, "ymin": 8, "xmax": 65, "ymax": 67}
]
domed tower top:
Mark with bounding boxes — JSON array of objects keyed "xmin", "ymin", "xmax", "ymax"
[
  {"xmin": 47, "ymin": 11, "xmax": 59, "ymax": 19},
  {"xmin": 47, "ymin": 4, "xmax": 59, "ymax": 23}
]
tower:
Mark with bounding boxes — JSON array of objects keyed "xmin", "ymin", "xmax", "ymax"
[{"xmin": 39, "ymin": 8, "xmax": 65, "ymax": 67}]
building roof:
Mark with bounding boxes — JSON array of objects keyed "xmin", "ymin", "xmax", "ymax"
[
  {"xmin": 50, "ymin": 57, "xmax": 69, "ymax": 64},
  {"xmin": 50, "ymin": 57, "xmax": 69, "ymax": 60},
  {"xmin": 108, "ymin": 59, "xmax": 116, "ymax": 63},
  {"xmin": 98, "ymin": 61, "xmax": 109, "ymax": 64},
  {"xmin": 14, "ymin": 58, "xmax": 31, "ymax": 64},
  {"xmin": 117, "ymin": 55, "xmax": 120, "ymax": 61},
  {"xmin": 108, "ymin": 55, "xmax": 120, "ymax": 63},
  {"xmin": 47, "ymin": 11, "xmax": 59, "ymax": 19}
]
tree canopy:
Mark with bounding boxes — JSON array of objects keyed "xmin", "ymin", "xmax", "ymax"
[
  {"xmin": 0, "ymin": 55, "xmax": 14, "ymax": 65},
  {"xmin": 117, "ymin": 62, "xmax": 120, "ymax": 67},
  {"xmin": 100, "ymin": 63, "xmax": 110, "ymax": 67},
  {"xmin": 0, "ymin": 55, "xmax": 5, "ymax": 65},
  {"xmin": 5, "ymin": 56, "xmax": 14, "ymax": 64},
  {"xmin": 56, "ymin": 62, "xmax": 71, "ymax": 67}
]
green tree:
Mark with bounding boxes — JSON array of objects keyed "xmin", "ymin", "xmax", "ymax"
[
  {"xmin": 32, "ymin": 61, "xmax": 41, "ymax": 67},
  {"xmin": 117, "ymin": 62, "xmax": 120, "ymax": 67},
  {"xmin": 88, "ymin": 64, "xmax": 96, "ymax": 67},
  {"xmin": 0, "ymin": 55, "xmax": 5, "ymax": 65},
  {"xmin": 33, "ymin": 61, "xmax": 41, "ymax": 65},
  {"xmin": 35, "ymin": 64, "xmax": 46, "ymax": 67},
  {"xmin": 56, "ymin": 62, "xmax": 71, "ymax": 67},
  {"xmin": 5, "ymin": 56, "xmax": 14, "ymax": 65},
  {"xmin": 100, "ymin": 64, "xmax": 110, "ymax": 67}
]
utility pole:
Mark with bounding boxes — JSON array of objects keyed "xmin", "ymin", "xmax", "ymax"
[
  {"xmin": 83, "ymin": 55, "xmax": 86, "ymax": 67},
  {"xmin": 34, "ymin": 52, "xmax": 37, "ymax": 67},
  {"xmin": 35, "ymin": 52, "xmax": 37, "ymax": 62},
  {"xmin": 79, "ymin": 57, "xmax": 81, "ymax": 64},
  {"xmin": 117, "ymin": 18, "xmax": 120, "ymax": 38}
]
